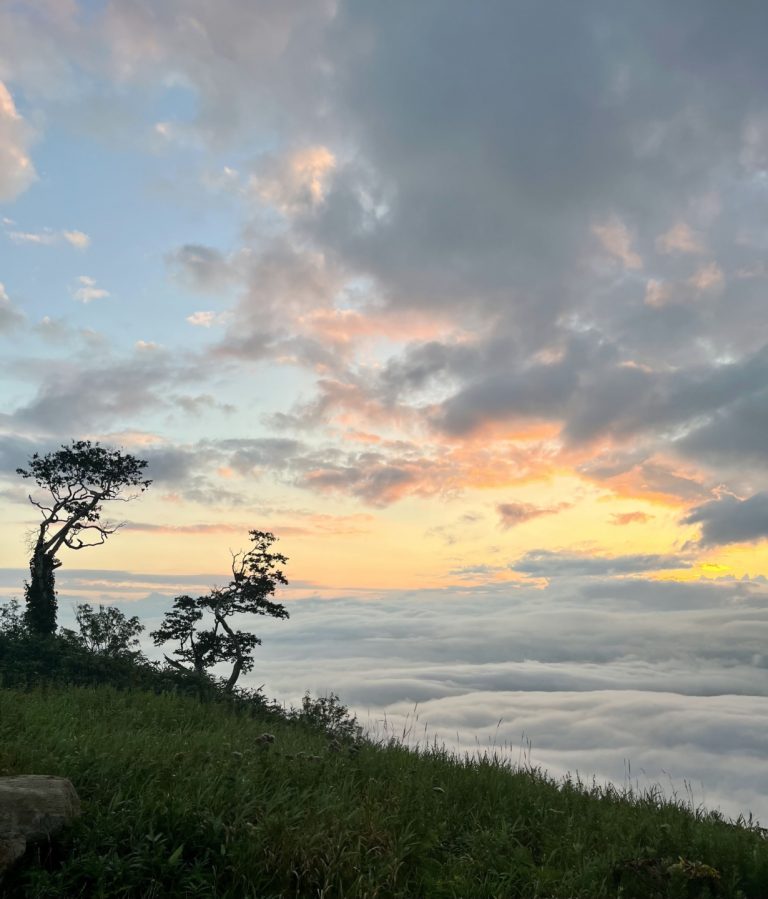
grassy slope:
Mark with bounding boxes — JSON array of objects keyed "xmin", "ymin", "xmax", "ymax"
[{"xmin": 0, "ymin": 686, "xmax": 766, "ymax": 898}]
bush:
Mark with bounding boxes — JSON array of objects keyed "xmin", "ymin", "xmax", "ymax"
[{"xmin": 292, "ymin": 691, "xmax": 363, "ymax": 743}]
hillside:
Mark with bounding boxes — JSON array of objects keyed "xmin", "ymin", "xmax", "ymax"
[{"xmin": 0, "ymin": 685, "xmax": 766, "ymax": 898}]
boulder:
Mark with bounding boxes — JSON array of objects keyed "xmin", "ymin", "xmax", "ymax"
[{"xmin": 0, "ymin": 775, "xmax": 81, "ymax": 876}]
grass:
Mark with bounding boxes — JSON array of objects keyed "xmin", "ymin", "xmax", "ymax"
[{"xmin": 1, "ymin": 685, "xmax": 766, "ymax": 898}]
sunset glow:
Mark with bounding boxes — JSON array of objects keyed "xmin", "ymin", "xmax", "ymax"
[{"xmin": 1, "ymin": 1, "xmax": 767, "ymax": 823}]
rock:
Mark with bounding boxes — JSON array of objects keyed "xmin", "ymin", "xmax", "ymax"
[{"xmin": 0, "ymin": 775, "xmax": 81, "ymax": 876}]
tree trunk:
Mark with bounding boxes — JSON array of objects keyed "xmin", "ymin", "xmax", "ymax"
[
  {"xmin": 214, "ymin": 610, "xmax": 243, "ymax": 693},
  {"xmin": 225, "ymin": 657, "xmax": 243, "ymax": 693},
  {"xmin": 24, "ymin": 537, "xmax": 57, "ymax": 636}
]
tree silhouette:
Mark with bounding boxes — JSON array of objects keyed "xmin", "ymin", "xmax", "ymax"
[
  {"xmin": 151, "ymin": 530, "xmax": 289, "ymax": 692},
  {"xmin": 16, "ymin": 440, "xmax": 151, "ymax": 635},
  {"xmin": 61, "ymin": 603, "xmax": 145, "ymax": 658}
]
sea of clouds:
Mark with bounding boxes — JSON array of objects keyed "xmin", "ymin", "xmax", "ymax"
[{"xmin": 4, "ymin": 567, "xmax": 763, "ymax": 825}]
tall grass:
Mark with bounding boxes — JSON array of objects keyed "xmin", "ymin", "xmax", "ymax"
[{"xmin": 1, "ymin": 685, "xmax": 766, "ymax": 898}]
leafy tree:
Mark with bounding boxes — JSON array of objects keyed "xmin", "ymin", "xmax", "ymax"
[
  {"xmin": 0, "ymin": 598, "xmax": 26, "ymax": 639},
  {"xmin": 16, "ymin": 440, "xmax": 151, "ymax": 635},
  {"xmin": 151, "ymin": 530, "xmax": 289, "ymax": 692},
  {"xmin": 60, "ymin": 603, "xmax": 145, "ymax": 659}
]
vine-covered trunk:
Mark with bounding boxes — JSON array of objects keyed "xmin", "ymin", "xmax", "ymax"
[{"xmin": 24, "ymin": 536, "xmax": 57, "ymax": 636}]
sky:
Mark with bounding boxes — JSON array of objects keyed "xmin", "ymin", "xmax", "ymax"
[{"xmin": 1, "ymin": 0, "xmax": 768, "ymax": 823}]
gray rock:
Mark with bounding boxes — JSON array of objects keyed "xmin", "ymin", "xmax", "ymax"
[{"xmin": 0, "ymin": 775, "xmax": 81, "ymax": 876}]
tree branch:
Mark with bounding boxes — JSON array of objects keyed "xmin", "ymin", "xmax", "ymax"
[{"xmin": 163, "ymin": 654, "xmax": 192, "ymax": 674}]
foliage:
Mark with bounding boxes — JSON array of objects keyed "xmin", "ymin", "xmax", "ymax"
[
  {"xmin": 24, "ymin": 548, "xmax": 58, "ymax": 636},
  {"xmin": 151, "ymin": 530, "xmax": 289, "ymax": 692},
  {"xmin": 1, "ymin": 684, "xmax": 767, "ymax": 898},
  {"xmin": 0, "ymin": 598, "xmax": 26, "ymax": 639},
  {"xmin": 17, "ymin": 440, "xmax": 152, "ymax": 507},
  {"xmin": 293, "ymin": 691, "xmax": 363, "ymax": 743},
  {"xmin": 60, "ymin": 603, "xmax": 145, "ymax": 659},
  {"xmin": 0, "ymin": 629, "xmax": 167, "ymax": 695},
  {"xmin": 16, "ymin": 440, "xmax": 151, "ymax": 635}
]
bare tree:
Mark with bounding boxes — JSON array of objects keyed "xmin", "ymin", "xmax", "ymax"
[{"xmin": 16, "ymin": 440, "xmax": 151, "ymax": 635}]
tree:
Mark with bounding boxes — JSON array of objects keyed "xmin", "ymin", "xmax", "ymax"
[
  {"xmin": 61, "ymin": 603, "xmax": 145, "ymax": 658},
  {"xmin": 16, "ymin": 440, "xmax": 152, "ymax": 635},
  {"xmin": 151, "ymin": 530, "xmax": 289, "ymax": 692},
  {"xmin": 0, "ymin": 598, "xmax": 26, "ymax": 639}
]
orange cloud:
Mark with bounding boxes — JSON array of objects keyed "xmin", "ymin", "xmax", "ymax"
[
  {"xmin": 298, "ymin": 307, "xmax": 452, "ymax": 345},
  {"xmin": 611, "ymin": 510, "xmax": 654, "ymax": 525},
  {"xmin": 593, "ymin": 218, "xmax": 642, "ymax": 269},
  {"xmin": 590, "ymin": 459, "xmax": 712, "ymax": 508},
  {"xmin": 656, "ymin": 222, "xmax": 706, "ymax": 255}
]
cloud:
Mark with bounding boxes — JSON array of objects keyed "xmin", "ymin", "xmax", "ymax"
[
  {"xmin": 593, "ymin": 219, "xmax": 642, "ymax": 270},
  {"xmin": 239, "ymin": 576, "xmax": 768, "ymax": 821},
  {"xmin": 656, "ymin": 222, "xmax": 706, "ymax": 255},
  {"xmin": 125, "ymin": 521, "xmax": 250, "ymax": 536},
  {"xmin": 644, "ymin": 279, "xmax": 673, "ymax": 308},
  {"xmin": 7, "ymin": 230, "xmax": 57, "ymax": 246},
  {"xmin": 28, "ymin": 0, "xmax": 761, "ymax": 520},
  {"xmin": 497, "ymin": 502, "xmax": 568, "ymax": 529},
  {"xmin": 187, "ymin": 311, "xmax": 227, "ymax": 328},
  {"xmin": 7, "ymin": 227, "xmax": 90, "ymax": 249},
  {"xmin": 125, "ymin": 511, "xmax": 373, "ymax": 539},
  {"xmin": 0, "ymin": 81, "xmax": 36, "ymax": 201},
  {"xmin": 167, "ymin": 244, "xmax": 235, "ymax": 294},
  {"xmin": 428, "ymin": 335, "xmax": 768, "ymax": 456},
  {"xmin": 688, "ymin": 261, "xmax": 724, "ymax": 292},
  {"xmin": 251, "ymin": 145, "xmax": 336, "ymax": 216},
  {"xmin": 4, "ymin": 347, "xmax": 209, "ymax": 436},
  {"xmin": 0, "ymin": 283, "xmax": 24, "ymax": 332},
  {"xmin": 510, "ymin": 550, "xmax": 692, "ymax": 578},
  {"xmin": 611, "ymin": 511, "xmax": 653, "ymax": 526},
  {"xmin": 580, "ymin": 456, "xmax": 712, "ymax": 506},
  {"xmin": 294, "ymin": 0, "xmax": 768, "ymax": 335},
  {"xmin": 100, "ymin": 0, "xmax": 335, "ymax": 138},
  {"xmin": 679, "ymin": 388, "xmax": 768, "ymax": 467},
  {"xmin": 62, "ymin": 229, "xmax": 90, "ymax": 249},
  {"xmin": 72, "ymin": 275, "xmax": 109, "ymax": 303},
  {"xmin": 683, "ymin": 493, "xmax": 768, "ymax": 546}
]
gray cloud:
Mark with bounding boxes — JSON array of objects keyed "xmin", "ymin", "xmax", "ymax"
[
  {"xmin": 166, "ymin": 244, "xmax": 235, "ymax": 294},
  {"xmin": 679, "ymin": 389, "xmax": 768, "ymax": 467},
  {"xmin": 683, "ymin": 493, "xmax": 768, "ymax": 546},
  {"xmin": 101, "ymin": 0, "xmax": 334, "ymax": 140},
  {"xmin": 0, "ymin": 433, "xmax": 40, "ymax": 476},
  {"xmin": 432, "ymin": 336, "xmax": 768, "ymax": 448},
  {"xmin": 3, "ymin": 346, "xmax": 212, "ymax": 436},
  {"xmin": 497, "ymin": 502, "xmax": 568, "ymax": 529},
  {"xmin": 297, "ymin": 2, "xmax": 767, "ymax": 326},
  {"xmin": 511, "ymin": 550, "xmax": 692, "ymax": 578},
  {"xmin": 51, "ymin": 0, "xmax": 768, "ymax": 499}
]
